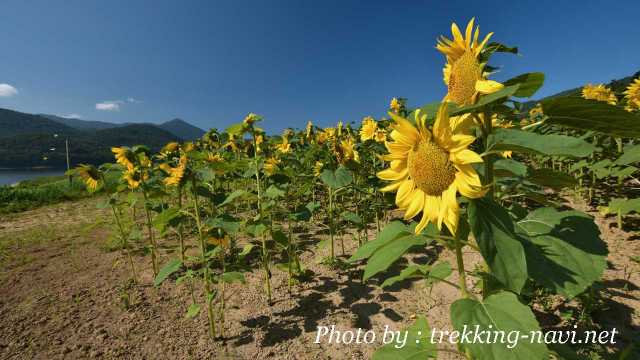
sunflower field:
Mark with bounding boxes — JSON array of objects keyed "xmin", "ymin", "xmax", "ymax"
[{"xmin": 53, "ymin": 19, "xmax": 640, "ymax": 359}]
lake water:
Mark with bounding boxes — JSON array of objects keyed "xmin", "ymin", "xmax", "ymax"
[{"xmin": 0, "ymin": 169, "xmax": 66, "ymax": 186}]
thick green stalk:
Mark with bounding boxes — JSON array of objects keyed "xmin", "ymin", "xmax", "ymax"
[
  {"xmin": 328, "ymin": 187, "xmax": 335, "ymax": 261},
  {"xmin": 453, "ymin": 232, "xmax": 470, "ymax": 298},
  {"xmin": 253, "ymin": 133, "xmax": 272, "ymax": 303},
  {"xmin": 111, "ymin": 205, "xmax": 137, "ymax": 284},
  {"xmin": 192, "ymin": 181, "xmax": 216, "ymax": 339},
  {"xmin": 141, "ymin": 189, "xmax": 159, "ymax": 276}
]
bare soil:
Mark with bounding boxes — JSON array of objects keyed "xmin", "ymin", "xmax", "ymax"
[{"xmin": 0, "ymin": 195, "xmax": 638, "ymax": 359}]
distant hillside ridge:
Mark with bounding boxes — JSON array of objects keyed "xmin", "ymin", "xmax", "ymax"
[
  {"xmin": 0, "ymin": 123, "xmax": 181, "ymax": 169},
  {"xmin": 159, "ymin": 118, "xmax": 205, "ymax": 140},
  {"xmin": 0, "ymin": 108, "xmax": 76, "ymax": 138}
]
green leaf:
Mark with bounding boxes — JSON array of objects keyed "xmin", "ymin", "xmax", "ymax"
[
  {"xmin": 221, "ymin": 271, "xmax": 246, "ymax": 284},
  {"xmin": 264, "ymin": 185, "xmax": 285, "ymax": 199},
  {"xmin": 372, "ymin": 317, "xmax": 437, "ymax": 360},
  {"xmin": 225, "ymin": 122, "xmax": 245, "ymax": 137},
  {"xmin": 489, "ymin": 128, "xmax": 596, "ymax": 158},
  {"xmin": 516, "ymin": 207, "xmax": 608, "ymax": 298},
  {"xmin": 605, "ymin": 198, "xmax": 640, "ymax": 216},
  {"xmin": 541, "ymin": 97, "xmax": 640, "ymax": 138},
  {"xmin": 380, "ymin": 265, "xmax": 426, "ymax": 288},
  {"xmin": 154, "ymin": 258, "xmax": 183, "ymax": 287},
  {"xmin": 615, "ymin": 144, "xmax": 640, "ymax": 165},
  {"xmin": 238, "ymin": 244, "xmax": 255, "ymax": 259},
  {"xmin": 452, "ymin": 85, "xmax": 520, "ymax": 116},
  {"xmin": 494, "ymin": 159, "xmax": 528, "ymax": 177},
  {"xmin": 363, "ymin": 232, "xmax": 431, "ymax": 281},
  {"xmin": 611, "ymin": 166, "xmax": 637, "ymax": 179},
  {"xmin": 349, "ymin": 222, "xmax": 410, "ymax": 262},
  {"xmin": 451, "ymin": 292, "xmax": 548, "ymax": 360},
  {"xmin": 152, "ymin": 207, "xmax": 181, "ymax": 233},
  {"xmin": 468, "ymin": 198, "xmax": 528, "ymax": 293},
  {"xmin": 340, "ymin": 211, "xmax": 362, "ymax": 224},
  {"xmin": 220, "ymin": 189, "xmax": 249, "ymax": 207},
  {"xmin": 503, "ymin": 72, "xmax": 545, "ymax": 98},
  {"xmin": 185, "ymin": 303, "xmax": 201, "ymax": 319},
  {"xmin": 424, "ymin": 261, "xmax": 453, "ymax": 288},
  {"xmin": 528, "ymin": 168, "xmax": 577, "ymax": 190},
  {"xmin": 320, "ymin": 166, "xmax": 353, "ymax": 189}
]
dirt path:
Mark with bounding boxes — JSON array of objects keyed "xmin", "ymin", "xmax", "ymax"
[{"xmin": 0, "ymin": 196, "xmax": 638, "ymax": 359}]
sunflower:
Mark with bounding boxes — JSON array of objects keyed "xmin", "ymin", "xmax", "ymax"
[
  {"xmin": 360, "ymin": 116, "xmax": 378, "ymax": 141},
  {"xmin": 378, "ymin": 103, "xmax": 486, "ymax": 234},
  {"xmin": 243, "ymin": 113, "xmax": 260, "ymax": 126},
  {"xmin": 529, "ymin": 104, "xmax": 544, "ymax": 119},
  {"xmin": 437, "ymin": 19, "xmax": 503, "ymax": 107},
  {"xmin": 206, "ymin": 152, "xmax": 223, "ymax": 163},
  {"xmin": 582, "ymin": 84, "xmax": 617, "ymax": 105},
  {"xmin": 335, "ymin": 137, "xmax": 359, "ymax": 164},
  {"xmin": 306, "ymin": 121, "xmax": 314, "ymax": 139},
  {"xmin": 123, "ymin": 168, "xmax": 148, "ymax": 190},
  {"xmin": 337, "ymin": 121, "xmax": 344, "ymax": 137},
  {"xmin": 112, "ymin": 147, "xmax": 136, "ymax": 170},
  {"xmin": 624, "ymin": 78, "xmax": 640, "ymax": 111},
  {"xmin": 316, "ymin": 128, "xmax": 336, "ymax": 144},
  {"xmin": 313, "ymin": 161, "xmax": 324, "ymax": 177},
  {"xmin": 163, "ymin": 155, "xmax": 188, "ymax": 187},
  {"xmin": 390, "ymin": 97, "xmax": 402, "ymax": 113},
  {"xmin": 276, "ymin": 137, "xmax": 292, "ymax": 153},
  {"xmin": 375, "ymin": 130, "xmax": 387, "ymax": 143},
  {"xmin": 264, "ymin": 157, "xmax": 280, "ymax": 176},
  {"xmin": 208, "ymin": 235, "xmax": 230, "ymax": 248},
  {"xmin": 76, "ymin": 164, "xmax": 102, "ymax": 191}
]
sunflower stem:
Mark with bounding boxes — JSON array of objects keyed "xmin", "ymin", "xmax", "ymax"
[
  {"xmin": 191, "ymin": 178, "xmax": 217, "ymax": 339},
  {"xmin": 482, "ymin": 112, "xmax": 495, "ymax": 199},
  {"xmin": 253, "ymin": 132, "xmax": 272, "ymax": 304},
  {"xmin": 453, "ymin": 231, "xmax": 470, "ymax": 298}
]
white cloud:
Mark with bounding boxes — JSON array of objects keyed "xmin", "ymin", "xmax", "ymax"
[
  {"xmin": 96, "ymin": 101, "xmax": 121, "ymax": 111},
  {"xmin": 61, "ymin": 113, "xmax": 82, "ymax": 119},
  {"xmin": 0, "ymin": 83, "xmax": 18, "ymax": 97},
  {"xmin": 127, "ymin": 97, "xmax": 142, "ymax": 103}
]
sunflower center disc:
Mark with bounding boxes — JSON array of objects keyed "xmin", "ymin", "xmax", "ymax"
[
  {"xmin": 407, "ymin": 139, "xmax": 456, "ymax": 196},
  {"xmin": 448, "ymin": 51, "xmax": 482, "ymax": 106}
]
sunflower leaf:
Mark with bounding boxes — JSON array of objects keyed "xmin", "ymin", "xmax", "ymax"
[
  {"xmin": 541, "ymin": 97, "xmax": 640, "ymax": 138},
  {"xmin": 451, "ymin": 292, "xmax": 548, "ymax": 360},
  {"xmin": 489, "ymin": 128, "xmax": 596, "ymax": 158},
  {"xmin": 504, "ymin": 72, "xmax": 545, "ymax": 98},
  {"xmin": 372, "ymin": 316, "xmax": 437, "ymax": 360},
  {"xmin": 516, "ymin": 207, "xmax": 608, "ymax": 299},
  {"xmin": 468, "ymin": 198, "xmax": 528, "ymax": 294}
]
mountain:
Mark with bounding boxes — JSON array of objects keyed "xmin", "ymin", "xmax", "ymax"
[
  {"xmin": 40, "ymin": 114, "xmax": 117, "ymax": 131},
  {"xmin": 0, "ymin": 124, "xmax": 180, "ymax": 169},
  {"xmin": 0, "ymin": 107, "xmax": 190, "ymax": 168},
  {"xmin": 159, "ymin": 118, "xmax": 205, "ymax": 140},
  {"xmin": 0, "ymin": 108, "xmax": 76, "ymax": 138}
]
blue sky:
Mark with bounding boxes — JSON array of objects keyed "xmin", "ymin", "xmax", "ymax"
[{"xmin": 0, "ymin": 0, "xmax": 638, "ymax": 133}]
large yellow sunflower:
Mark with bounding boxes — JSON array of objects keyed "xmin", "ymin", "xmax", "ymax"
[
  {"xmin": 163, "ymin": 154, "xmax": 187, "ymax": 187},
  {"xmin": 378, "ymin": 104, "xmax": 486, "ymax": 235},
  {"xmin": 437, "ymin": 18, "xmax": 503, "ymax": 107},
  {"xmin": 624, "ymin": 78, "xmax": 640, "ymax": 111}
]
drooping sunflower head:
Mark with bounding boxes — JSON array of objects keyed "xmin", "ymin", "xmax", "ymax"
[
  {"xmin": 76, "ymin": 164, "xmax": 102, "ymax": 192},
  {"xmin": 438, "ymin": 18, "xmax": 503, "ymax": 106},
  {"xmin": 582, "ymin": 84, "xmax": 617, "ymax": 105},
  {"xmin": 360, "ymin": 116, "xmax": 378, "ymax": 141},
  {"xmin": 163, "ymin": 154, "xmax": 188, "ymax": 187},
  {"xmin": 313, "ymin": 161, "xmax": 324, "ymax": 177},
  {"xmin": 624, "ymin": 78, "xmax": 640, "ymax": 112},
  {"xmin": 377, "ymin": 103, "xmax": 486, "ymax": 234},
  {"xmin": 529, "ymin": 104, "xmax": 544, "ymax": 119},
  {"xmin": 306, "ymin": 121, "xmax": 314, "ymax": 139},
  {"xmin": 112, "ymin": 147, "xmax": 136, "ymax": 171},
  {"xmin": 243, "ymin": 113, "xmax": 261, "ymax": 126},
  {"xmin": 264, "ymin": 157, "xmax": 281, "ymax": 176},
  {"xmin": 206, "ymin": 152, "xmax": 223, "ymax": 163},
  {"xmin": 276, "ymin": 137, "xmax": 292, "ymax": 153}
]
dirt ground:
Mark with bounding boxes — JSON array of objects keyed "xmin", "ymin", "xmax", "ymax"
[{"xmin": 0, "ymin": 195, "xmax": 639, "ymax": 359}]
